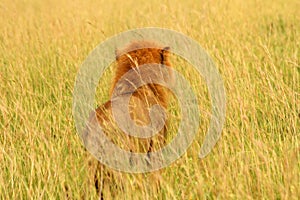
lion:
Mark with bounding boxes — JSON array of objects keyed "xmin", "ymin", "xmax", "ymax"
[{"xmin": 84, "ymin": 41, "xmax": 173, "ymax": 198}]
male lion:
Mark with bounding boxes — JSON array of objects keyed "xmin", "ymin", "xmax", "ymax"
[{"xmin": 84, "ymin": 41, "xmax": 173, "ymax": 198}]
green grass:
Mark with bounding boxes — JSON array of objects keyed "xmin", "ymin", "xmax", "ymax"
[{"xmin": 0, "ymin": 0, "xmax": 299, "ymax": 199}]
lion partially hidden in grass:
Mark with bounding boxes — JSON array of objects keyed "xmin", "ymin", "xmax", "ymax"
[{"xmin": 85, "ymin": 41, "xmax": 173, "ymax": 198}]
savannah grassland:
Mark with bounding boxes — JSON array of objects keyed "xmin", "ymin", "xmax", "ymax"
[{"xmin": 0, "ymin": 0, "xmax": 299, "ymax": 199}]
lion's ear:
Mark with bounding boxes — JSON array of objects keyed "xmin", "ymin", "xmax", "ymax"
[
  {"xmin": 115, "ymin": 49, "xmax": 120, "ymax": 60},
  {"xmin": 160, "ymin": 46, "xmax": 170, "ymax": 63},
  {"xmin": 163, "ymin": 46, "xmax": 170, "ymax": 51}
]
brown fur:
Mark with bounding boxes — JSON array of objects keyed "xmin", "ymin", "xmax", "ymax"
[{"xmin": 85, "ymin": 41, "xmax": 172, "ymax": 198}]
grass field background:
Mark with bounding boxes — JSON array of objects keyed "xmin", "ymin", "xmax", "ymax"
[{"xmin": 0, "ymin": 0, "xmax": 299, "ymax": 199}]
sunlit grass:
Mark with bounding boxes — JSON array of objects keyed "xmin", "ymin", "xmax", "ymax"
[{"xmin": 0, "ymin": 0, "xmax": 299, "ymax": 199}]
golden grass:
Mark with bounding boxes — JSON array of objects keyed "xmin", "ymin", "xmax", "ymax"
[{"xmin": 0, "ymin": 0, "xmax": 299, "ymax": 199}]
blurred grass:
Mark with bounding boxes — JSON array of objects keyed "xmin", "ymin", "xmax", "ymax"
[{"xmin": 0, "ymin": 0, "xmax": 299, "ymax": 199}]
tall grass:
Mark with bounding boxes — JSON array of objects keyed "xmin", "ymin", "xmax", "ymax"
[{"xmin": 0, "ymin": 0, "xmax": 299, "ymax": 199}]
